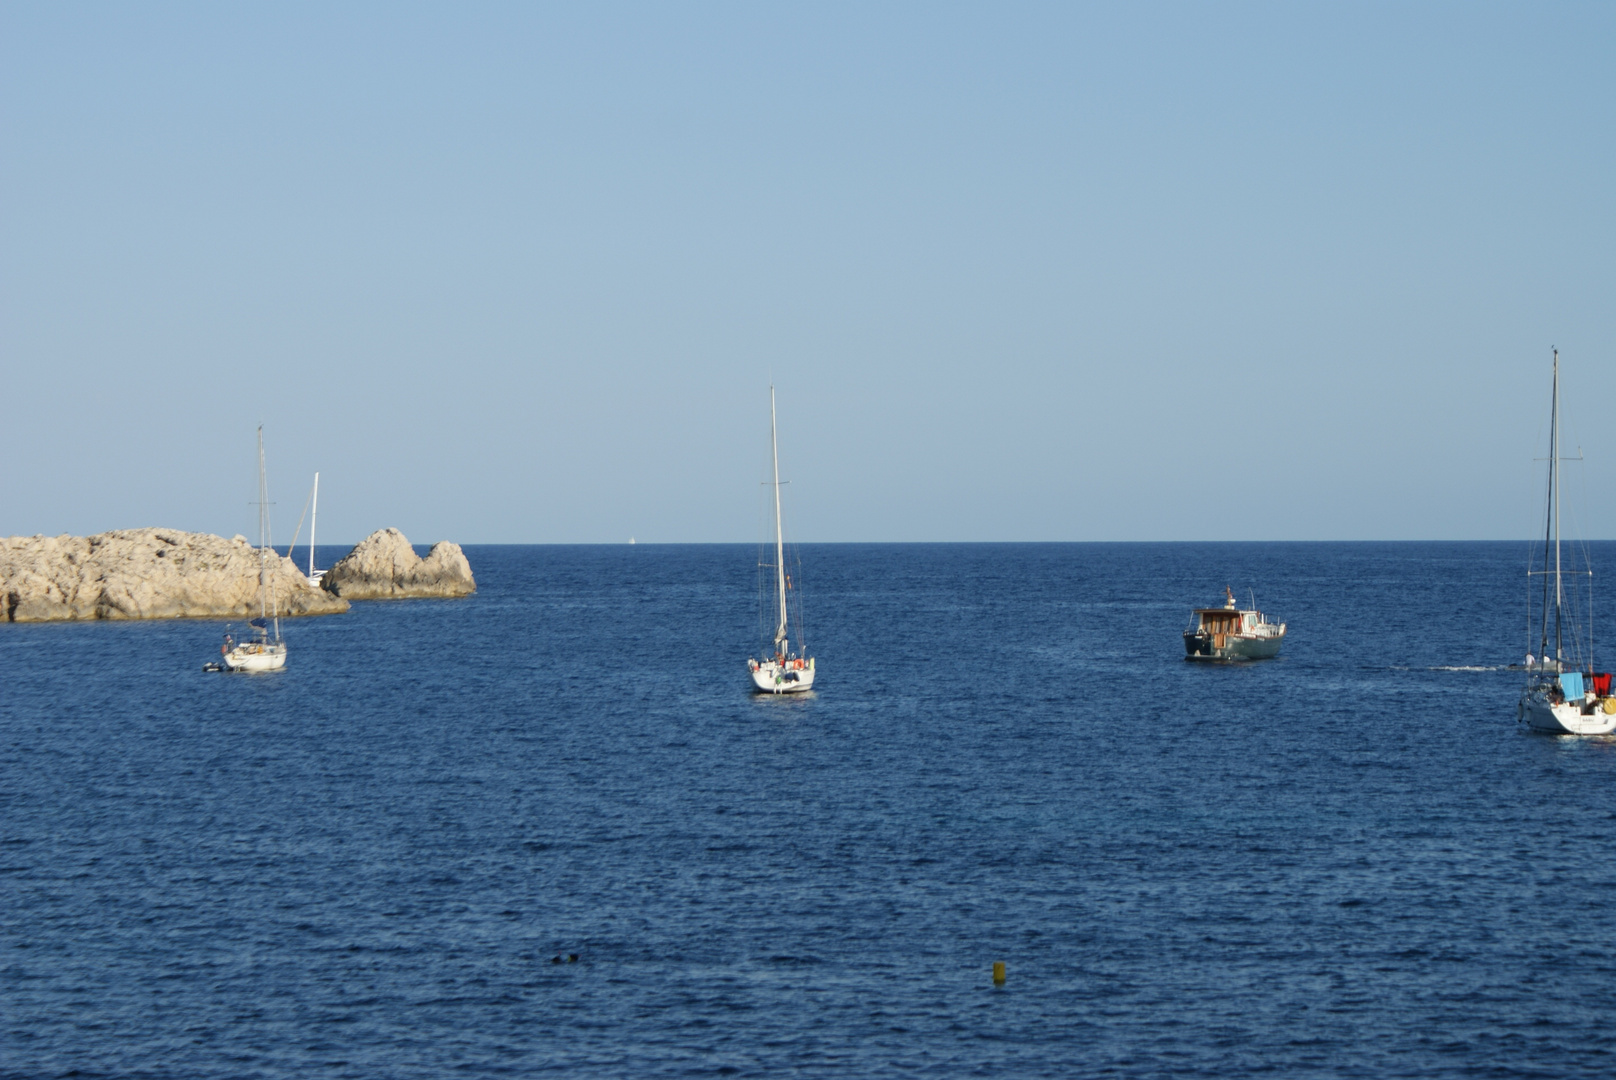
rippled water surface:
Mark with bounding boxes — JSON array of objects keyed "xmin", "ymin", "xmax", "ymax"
[{"xmin": 5, "ymin": 542, "xmax": 1616, "ymax": 1078}]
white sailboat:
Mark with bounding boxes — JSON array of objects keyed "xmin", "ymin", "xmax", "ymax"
[
  {"xmin": 282, "ymin": 472, "xmax": 325, "ymax": 588},
  {"xmin": 306, "ymin": 472, "xmax": 324, "ymax": 588},
  {"xmin": 221, "ymin": 426, "xmax": 287, "ymax": 673},
  {"xmin": 749, "ymin": 386, "xmax": 816, "ymax": 694},
  {"xmin": 1518, "ymin": 350, "xmax": 1613, "ymax": 734}
]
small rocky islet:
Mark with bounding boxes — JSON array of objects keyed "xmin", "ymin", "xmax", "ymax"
[
  {"xmin": 0, "ymin": 527, "xmax": 473, "ymax": 623},
  {"xmin": 320, "ymin": 528, "xmax": 475, "ymax": 600}
]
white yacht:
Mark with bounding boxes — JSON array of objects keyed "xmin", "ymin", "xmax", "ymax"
[
  {"xmin": 748, "ymin": 386, "xmax": 816, "ymax": 694},
  {"xmin": 221, "ymin": 427, "xmax": 287, "ymax": 673},
  {"xmin": 1184, "ymin": 587, "xmax": 1286, "ymax": 661},
  {"xmin": 1518, "ymin": 350, "xmax": 1614, "ymax": 734}
]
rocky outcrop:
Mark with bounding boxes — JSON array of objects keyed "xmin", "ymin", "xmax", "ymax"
[
  {"xmin": 0, "ymin": 528, "xmax": 350, "ymax": 622},
  {"xmin": 319, "ymin": 528, "xmax": 475, "ymax": 600}
]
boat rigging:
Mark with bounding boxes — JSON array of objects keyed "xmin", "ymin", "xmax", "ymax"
[
  {"xmin": 217, "ymin": 426, "xmax": 288, "ymax": 673},
  {"xmin": 749, "ymin": 386, "xmax": 816, "ymax": 694},
  {"xmin": 1518, "ymin": 350, "xmax": 1613, "ymax": 733}
]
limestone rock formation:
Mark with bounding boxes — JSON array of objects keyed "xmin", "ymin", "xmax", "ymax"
[
  {"xmin": 320, "ymin": 528, "xmax": 476, "ymax": 600},
  {"xmin": 1, "ymin": 528, "xmax": 350, "ymax": 622}
]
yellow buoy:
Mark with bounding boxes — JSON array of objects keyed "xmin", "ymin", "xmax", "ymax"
[
  {"xmin": 1603, "ymin": 697, "xmax": 1616, "ymax": 715},
  {"xmin": 992, "ymin": 961, "xmax": 1006, "ymax": 984}
]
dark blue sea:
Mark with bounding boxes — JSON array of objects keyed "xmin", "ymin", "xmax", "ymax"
[{"xmin": 5, "ymin": 543, "xmax": 1616, "ymax": 1078}]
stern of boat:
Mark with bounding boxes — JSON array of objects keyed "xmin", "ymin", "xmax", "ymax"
[
  {"xmin": 1521, "ymin": 691, "xmax": 1616, "ymax": 735},
  {"xmin": 223, "ymin": 643, "xmax": 287, "ymax": 672},
  {"xmin": 749, "ymin": 657, "xmax": 815, "ymax": 694}
]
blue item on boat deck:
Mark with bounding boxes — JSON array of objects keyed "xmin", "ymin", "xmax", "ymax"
[{"xmin": 1560, "ymin": 672, "xmax": 1584, "ymax": 700}]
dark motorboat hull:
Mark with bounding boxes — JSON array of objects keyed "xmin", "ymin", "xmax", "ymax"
[{"xmin": 1184, "ymin": 630, "xmax": 1284, "ymax": 661}]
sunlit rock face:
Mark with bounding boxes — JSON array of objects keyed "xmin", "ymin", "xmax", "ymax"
[
  {"xmin": 319, "ymin": 528, "xmax": 476, "ymax": 600},
  {"xmin": 0, "ymin": 528, "xmax": 349, "ymax": 622}
]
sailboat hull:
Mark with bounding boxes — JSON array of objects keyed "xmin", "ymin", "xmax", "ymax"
[
  {"xmin": 1520, "ymin": 693, "xmax": 1616, "ymax": 735},
  {"xmin": 223, "ymin": 644, "xmax": 287, "ymax": 672},
  {"xmin": 750, "ymin": 661, "xmax": 815, "ymax": 694}
]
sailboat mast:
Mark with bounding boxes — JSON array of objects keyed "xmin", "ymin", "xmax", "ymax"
[
  {"xmin": 257, "ymin": 426, "xmax": 268, "ymax": 624},
  {"xmin": 771, "ymin": 386, "xmax": 787, "ymax": 650},
  {"xmin": 1538, "ymin": 358, "xmax": 1553, "ymax": 664},
  {"xmin": 309, "ymin": 472, "xmax": 319, "ymax": 578},
  {"xmin": 1553, "ymin": 349, "xmax": 1563, "ymax": 664}
]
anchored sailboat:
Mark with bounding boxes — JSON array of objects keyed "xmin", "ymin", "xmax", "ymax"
[
  {"xmin": 284, "ymin": 472, "xmax": 325, "ymax": 588},
  {"xmin": 306, "ymin": 472, "xmax": 324, "ymax": 588},
  {"xmin": 1518, "ymin": 350, "xmax": 1613, "ymax": 734},
  {"xmin": 221, "ymin": 426, "xmax": 287, "ymax": 673},
  {"xmin": 749, "ymin": 386, "xmax": 816, "ymax": 694}
]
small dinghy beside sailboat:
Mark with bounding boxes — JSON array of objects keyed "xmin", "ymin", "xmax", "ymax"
[
  {"xmin": 219, "ymin": 426, "xmax": 287, "ymax": 673},
  {"xmin": 749, "ymin": 386, "xmax": 816, "ymax": 694},
  {"xmin": 1518, "ymin": 350, "xmax": 1614, "ymax": 735}
]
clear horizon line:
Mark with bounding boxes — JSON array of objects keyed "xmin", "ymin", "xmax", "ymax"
[{"xmin": 331, "ymin": 537, "xmax": 1604, "ymax": 547}]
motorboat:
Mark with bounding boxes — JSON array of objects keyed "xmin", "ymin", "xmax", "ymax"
[{"xmin": 1184, "ymin": 587, "xmax": 1285, "ymax": 661}]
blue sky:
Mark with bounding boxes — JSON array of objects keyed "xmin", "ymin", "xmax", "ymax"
[{"xmin": 3, "ymin": 3, "xmax": 1612, "ymax": 542}]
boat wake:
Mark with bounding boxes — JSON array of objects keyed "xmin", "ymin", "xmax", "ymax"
[{"xmin": 1428, "ymin": 665, "xmax": 1502, "ymax": 673}]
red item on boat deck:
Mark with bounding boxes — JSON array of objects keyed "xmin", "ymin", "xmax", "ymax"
[{"xmin": 1591, "ymin": 673, "xmax": 1612, "ymax": 696}]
